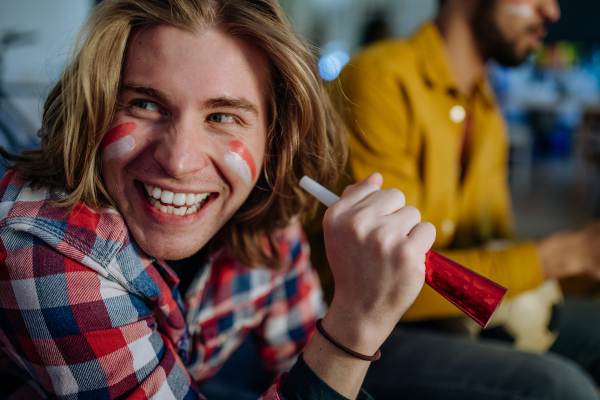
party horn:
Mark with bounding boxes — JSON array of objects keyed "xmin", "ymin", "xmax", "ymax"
[{"xmin": 299, "ymin": 176, "xmax": 507, "ymax": 327}]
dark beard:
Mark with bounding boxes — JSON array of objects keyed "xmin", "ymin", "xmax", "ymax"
[{"xmin": 471, "ymin": 0, "xmax": 532, "ymax": 67}]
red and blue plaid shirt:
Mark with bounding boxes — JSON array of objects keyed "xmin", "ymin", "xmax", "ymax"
[{"xmin": 0, "ymin": 171, "xmax": 325, "ymax": 399}]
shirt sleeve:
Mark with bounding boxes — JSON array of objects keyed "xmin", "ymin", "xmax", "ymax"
[
  {"xmin": 280, "ymin": 353, "xmax": 374, "ymax": 400},
  {"xmin": 0, "ymin": 229, "xmax": 203, "ymax": 400},
  {"xmin": 252, "ymin": 224, "xmax": 327, "ymax": 375}
]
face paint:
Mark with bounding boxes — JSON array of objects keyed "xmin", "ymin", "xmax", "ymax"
[
  {"xmin": 101, "ymin": 122, "xmax": 138, "ymax": 161},
  {"xmin": 223, "ymin": 140, "xmax": 256, "ymax": 186},
  {"xmin": 505, "ymin": 3, "xmax": 535, "ymax": 18}
]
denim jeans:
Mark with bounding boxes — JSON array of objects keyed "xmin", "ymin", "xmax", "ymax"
[{"xmin": 201, "ymin": 297, "xmax": 600, "ymax": 399}]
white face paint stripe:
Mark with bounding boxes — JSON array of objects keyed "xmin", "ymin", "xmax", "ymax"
[
  {"xmin": 505, "ymin": 4, "xmax": 535, "ymax": 18},
  {"xmin": 223, "ymin": 151, "xmax": 252, "ymax": 186},
  {"xmin": 103, "ymin": 136, "xmax": 136, "ymax": 161}
]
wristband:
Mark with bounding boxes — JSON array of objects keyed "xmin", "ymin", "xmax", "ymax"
[{"xmin": 315, "ymin": 318, "xmax": 381, "ymax": 361}]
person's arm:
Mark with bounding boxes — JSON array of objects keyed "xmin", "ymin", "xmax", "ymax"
[
  {"xmin": 299, "ymin": 173, "xmax": 436, "ymax": 399},
  {"xmin": 536, "ymin": 220, "xmax": 600, "ymax": 281},
  {"xmin": 252, "ymin": 222, "xmax": 374, "ymax": 400},
  {"xmin": 263, "ymin": 173, "xmax": 434, "ymax": 399}
]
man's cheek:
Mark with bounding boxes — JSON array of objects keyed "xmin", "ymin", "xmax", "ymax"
[
  {"xmin": 223, "ymin": 140, "xmax": 257, "ymax": 186},
  {"xmin": 503, "ymin": 2, "xmax": 535, "ymax": 18},
  {"xmin": 101, "ymin": 122, "xmax": 138, "ymax": 161}
]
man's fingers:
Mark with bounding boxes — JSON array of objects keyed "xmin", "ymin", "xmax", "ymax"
[
  {"xmin": 407, "ymin": 222, "xmax": 436, "ymax": 253},
  {"xmin": 341, "ymin": 173, "xmax": 382, "ymax": 196},
  {"xmin": 359, "ymin": 172, "xmax": 383, "ymax": 188},
  {"xmin": 338, "ymin": 173, "xmax": 383, "ymax": 206},
  {"xmin": 387, "ymin": 205, "xmax": 421, "ymax": 236}
]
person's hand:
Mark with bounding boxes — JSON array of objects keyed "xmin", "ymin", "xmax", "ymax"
[
  {"xmin": 537, "ymin": 219, "xmax": 600, "ymax": 280},
  {"xmin": 321, "ymin": 173, "xmax": 436, "ymax": 354}
]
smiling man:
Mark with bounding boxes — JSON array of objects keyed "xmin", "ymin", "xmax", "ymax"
[
  {"xmin": 103, "ymin": 25, "xmax": 269, "ymax": 261},
  {"xmin": 0, "ymin": 0, "xmax": 438, "ymax": 399}
]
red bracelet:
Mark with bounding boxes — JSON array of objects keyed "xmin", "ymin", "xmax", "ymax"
[{"xmin": 315, "ymin": 318, "xmax": 381, "ymax": 361}]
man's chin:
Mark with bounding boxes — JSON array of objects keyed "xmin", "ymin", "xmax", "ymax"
[
  {"xmin": 493, "ymin": 48, "xmax": 530, "ymax": 67},
  {"xmin": 134, "ymin": 233, "xmax": 210, "ymax": 261},
  {"xmin": 148, "ymin": 247, "xmax": 202, "ymax": 261}
]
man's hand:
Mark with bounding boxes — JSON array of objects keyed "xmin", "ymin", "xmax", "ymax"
[
  {"xmin": 322, "ymin": 173, "xmax": 436, "ymax": 354},
  {"xmin": 302, "ymin": 173, "xmax": 435, "ymax": 399},
  {"xmin": 537, "ymin": 220, "xmax": 600, "ymax": 280}
]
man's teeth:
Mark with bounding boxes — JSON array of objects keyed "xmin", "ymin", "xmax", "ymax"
[{"xmin": 144, "ymin": 184, "xmax": 209, "ymax": 215}]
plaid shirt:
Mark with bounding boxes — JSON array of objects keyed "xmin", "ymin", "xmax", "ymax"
[{"xmin": 0, "ymin": 171, "xmax": 325, "ymax": 399}]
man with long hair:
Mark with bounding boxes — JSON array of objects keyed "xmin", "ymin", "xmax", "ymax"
[{"xmin": 0, "ymin": 0, "xmax": 436, "ymax": 399}]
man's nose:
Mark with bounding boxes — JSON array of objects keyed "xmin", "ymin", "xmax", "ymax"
[
  {"xmin": 540, "ymin": 0, "xmax": 560, "ymax": 23},
  {"xmin": 153, "ymin": 118, "xmax": 210, "ymax": 178}
]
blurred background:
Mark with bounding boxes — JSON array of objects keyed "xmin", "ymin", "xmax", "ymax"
[
  {"xmin": 0, "ymin": 0, "xmax": 94, "ymax": 175},
  {"xmin": 1, "ymin": 0, "xmax": 599, "ymax": 254}
]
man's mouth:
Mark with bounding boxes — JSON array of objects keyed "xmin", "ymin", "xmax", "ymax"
[
  {"xmin": 142, "ymin": 183, "xmax": 211, "ymax": 215},
  {"xmin": 527, "ymin": 24, "xmax": 547, "ymax": 40}
]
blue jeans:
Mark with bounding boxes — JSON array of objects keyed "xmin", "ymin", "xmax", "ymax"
[{"xmin": 201, "ymin": 298, "xmax": 600, "ymax": 399}]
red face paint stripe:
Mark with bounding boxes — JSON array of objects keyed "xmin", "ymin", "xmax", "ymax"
[
  {"xmin": 101, "ymin": 122, "xmax": 138, "ymax": 151},
  {"xmin": 229, "ymin": 140, "xmax": 256, "ymax": 179}
]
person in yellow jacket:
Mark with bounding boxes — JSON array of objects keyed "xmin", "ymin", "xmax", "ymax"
[{"xmin": 308, "ymin": 0, "xmax": 600, "ymax": 398}]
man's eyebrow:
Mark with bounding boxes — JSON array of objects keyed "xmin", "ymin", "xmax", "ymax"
[
  {"xmin": 204, "ymin": 97, "xmax": 259, "ymax": 115},
  {"xmin": 120, "ymin": 83, "xmax": 173, "ymax": 106}
]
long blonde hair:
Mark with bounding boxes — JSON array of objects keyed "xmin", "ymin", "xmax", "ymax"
[{"xmin": 1, "ymin": 0, "xmax": 347, "ymax": 268}]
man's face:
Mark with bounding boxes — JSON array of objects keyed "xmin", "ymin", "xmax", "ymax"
[
  {"xmin": 101, "ymin": 25, "xmax": 269, "ymax": 260},
  {"xmin": 473, "ymin": 0, "xmax": 560, "ymax": 66}
]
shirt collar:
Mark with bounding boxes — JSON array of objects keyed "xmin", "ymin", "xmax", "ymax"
[
  {"xmin": 0, "ymin": 170, "xmax": 179, "ymax": 284},
  {"xmin": 412, "ymin": 22, "xmax": 495, "ymax": 109}
]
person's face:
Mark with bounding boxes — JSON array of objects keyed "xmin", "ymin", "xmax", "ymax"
[
  {"xmin": 473, "ymin": 0, "xmax": 560, "ymax": 66},
  {"xmin": 101, "ymin": 25, "xmax": 269, "ymax": 260}
]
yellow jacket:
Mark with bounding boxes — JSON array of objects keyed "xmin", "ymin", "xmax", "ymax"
[{"xmin": 320, "ymin": 22, "xmax": 544, "ymax": 321}]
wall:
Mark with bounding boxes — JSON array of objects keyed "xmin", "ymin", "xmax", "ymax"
[
  {"xmin": 0, "ymin": 0, "xmax": 94, "ymax": 134},
  {"xmin": 282, "ymin": 0, "xmax": 437, "ymax": 54}
]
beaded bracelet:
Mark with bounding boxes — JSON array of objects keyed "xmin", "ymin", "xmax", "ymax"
[{"xmin": 315, "ymin": 318, "xmax": 381, "ymax": 361}]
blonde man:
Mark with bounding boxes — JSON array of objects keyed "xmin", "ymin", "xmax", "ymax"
[{"xmin": 0, "ymin": 0, "xmax": 435, "ymax": 399}]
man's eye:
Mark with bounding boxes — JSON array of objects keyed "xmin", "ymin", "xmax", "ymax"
[
  {"xmin": 131, "ymin": 99, "xmax": 159, "ymax": 112},
  {"xmin": 208, "ymin": 113, "xmax": 236, "ymax": 123}
]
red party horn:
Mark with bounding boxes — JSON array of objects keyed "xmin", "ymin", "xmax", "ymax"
[
  {"xmin": 300, "ymin": 176, "xmax": 507, "ymax": 327},
  {"xmin": 425, "ymin": 250, "xmax": 506, "ymax": 327}
]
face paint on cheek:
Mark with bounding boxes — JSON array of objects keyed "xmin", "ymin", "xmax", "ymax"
[
  {"xmin": 101, "ymin": 122, "xmax": 138, "ymax": 161},
  {"xmin": 223, "ymin": 140, "xmax": 257, "ymax": 186},
  {"xmin": 505, "ymin": 3, "xmax": 535, "ymax": 18}
]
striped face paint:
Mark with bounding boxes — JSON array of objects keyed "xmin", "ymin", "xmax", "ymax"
[
  {"xmin": 101, "ymin": 122, "xmax": 138, "ymax": 161},
  {"xmin": 223, "ymin": 140, "xmax": 257, "ymax": 186},
  {"xmin": 505, "ymin": 3, "xmax": 535, "ymax": 18}
]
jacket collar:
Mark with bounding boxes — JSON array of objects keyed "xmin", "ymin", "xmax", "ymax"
[{"xmin": 412, "ymin": 22, "xmax": 495, "ymax": 108}]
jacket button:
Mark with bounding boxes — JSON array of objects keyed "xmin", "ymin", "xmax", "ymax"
[
  {"xmin": 449, "ymin": 105, "xmax": 466, "ymax": 123},
  {"xmin": 441, "ymin": 219, "xmax": 455, "ymax": 235}
]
